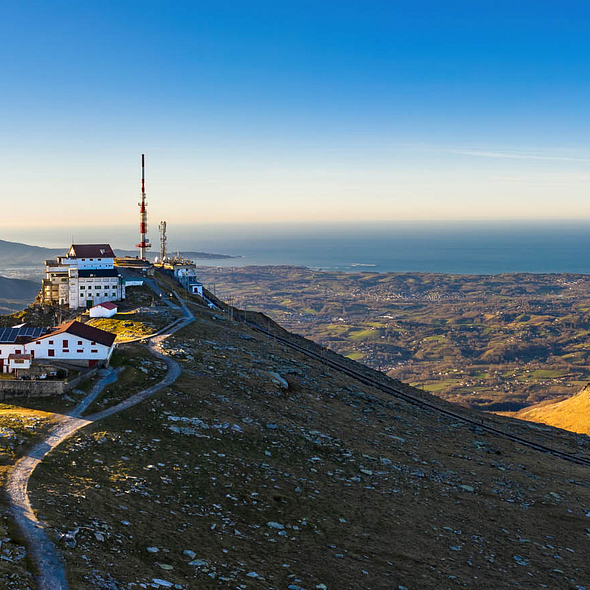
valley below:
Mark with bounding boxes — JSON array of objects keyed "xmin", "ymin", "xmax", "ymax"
[{"xmin": 195, "ymin": 266, "xmax": 590, "ymax": 412}]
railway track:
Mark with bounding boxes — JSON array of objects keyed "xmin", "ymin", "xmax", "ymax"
[{"xmin": 246, "ymin": 321, "xmax": 590, "ymax": 469}]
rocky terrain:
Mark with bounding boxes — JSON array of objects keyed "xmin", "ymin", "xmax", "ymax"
[{"xmin": 0, "ymin": 289, "xmax": 586, "ymax": 588}]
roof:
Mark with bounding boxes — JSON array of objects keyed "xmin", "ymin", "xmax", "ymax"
[
  {"xmin": 95, "ymin": 302, "xmax": 118, "ymax": 310},
  {"xmin": 8, "ymin": 354, "xmax": 31, "ymax": 361},
  {"xmin": 68, "ymin": 244, "xmax": 115, "ymax": 258},
  {"xmin": 0, "ymin": 326, "xmax": 47, "ymax": 344},
  {"xmin": 38, "ymin": 321, "xmax": 116, "ymax": 348},
  {"xmin": 78, "ymin": 269, "xmax": 120, "ymax": 278}
]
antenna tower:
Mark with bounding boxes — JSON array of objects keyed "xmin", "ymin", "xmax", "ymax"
[
  {"xmin": 135, "ymin": 154, "xmax": 151, "ymax": 259},
  {"xmin": 159, "ymin": 221, "xmax": 167, "ymax": 261}
]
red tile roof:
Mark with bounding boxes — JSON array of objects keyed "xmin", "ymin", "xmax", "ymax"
[
  {"xmin": 37, "ymin": 321, "xmax": 116, "ymax": 347},
  {"xmin": 68, "ymin": 244, "xmax": 115, "ymax": 258},
  {"xmin": 96, "ymin": 302, "xmax": 118, "ymax": 310}
]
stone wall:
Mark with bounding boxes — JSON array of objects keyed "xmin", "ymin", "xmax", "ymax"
[
  {"xmin": 0, "ymin": 367, "xmax": 98, "ymax": 400},
  {"xmin": 0, "ymin": 379, "xmax": 67, "ymax": 400}
]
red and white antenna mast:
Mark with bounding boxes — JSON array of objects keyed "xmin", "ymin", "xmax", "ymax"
[{"xmin": 135, "ymin": 154, "xmax": 151, "ymax": 259}]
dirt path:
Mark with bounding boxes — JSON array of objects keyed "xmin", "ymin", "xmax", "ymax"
[{"xmin": 5, "ymin": 294, "xmax": 194, "ymax": 590}]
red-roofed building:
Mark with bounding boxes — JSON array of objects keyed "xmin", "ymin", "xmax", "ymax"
[{"xmin": 23, "ymin": 321, "xmax": 116, "ymax": 367}]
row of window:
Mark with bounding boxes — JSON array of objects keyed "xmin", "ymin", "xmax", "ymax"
[
  {"xmin": 0, "ymin": 340, "xmax": 98, "ymax": 353},
  {"xmin": 47, "ymin": 349, "xmax": 98, "ymax": 356}
]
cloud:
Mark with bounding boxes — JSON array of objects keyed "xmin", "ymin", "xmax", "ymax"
[{"xmin": 446, "ymin": 149, "xmax": 590, "ymax": 162}]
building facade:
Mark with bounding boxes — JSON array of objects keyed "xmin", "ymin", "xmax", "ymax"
[
  {"xmin": 43, "ymin": 244, "xmax": 125, "ymax": 309},
  {"xmin": 0, "ymin": 322, "xmax": 116, "ymax": 372}
]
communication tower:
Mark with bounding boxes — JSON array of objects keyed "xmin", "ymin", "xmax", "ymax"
[
  {"xmin": 159, "ymin": 221, "xmax": 167, "ymax": 262},
  {"xmin": 135, "ymin": 154, "xmax": 151, "ymax": 259}
]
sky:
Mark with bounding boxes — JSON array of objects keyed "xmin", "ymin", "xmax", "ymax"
[{"xmin": 2, "ymin": 0, "xmax": 590, "ymax": 241}]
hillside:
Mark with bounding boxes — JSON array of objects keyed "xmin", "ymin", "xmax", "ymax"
[
  {"xmin": 0, "ymin": 289, "xmax": 586, "ymax": 588},
  {"xmin": 194, "ymin": 265, "xmax": 590, "ymax": 411},
  {"xmin": 0, "ymin": 240, "xmax": 235, "ymax": 266},
  {"xmin": 0, "ymin": 240, "xmax": 235, "ymax": 282},
  {"xmin": 516, "ymin": 385, "xmax": 590, "ymax": 435},
  {"xmin": 0, "ymin": 275, "xmax": 41, "ymax": 313}
]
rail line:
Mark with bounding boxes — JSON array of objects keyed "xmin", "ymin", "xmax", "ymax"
[{"xmin": 246, "ymin": 321, "xmax": 590, "ymax": 469}]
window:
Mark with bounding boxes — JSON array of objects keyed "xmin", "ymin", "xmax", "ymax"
[
  {"xmin": 91, "ymin": 341, "xmax": 96, "ymax": 345},
  {"xmin": 48, "ymin": 350, "xmax": 55, "ymax": 357},
  {"xmin": 77, "ymin": 349, "xmax": 83, "ymax": 353},
  {"xmin": 15, "ymin": 350, "xmax": 21, "ymax": 354},
  {"xmin": 48, "ymin": 340, "xmax": 53, "ymax": 345},
  {"xmin": 91, "ymin": 349, "xmax": 98, "ymax": 353},
  {"xmin": 80, "ymin": 286, "xmax": 85, "ymax": 290},
  {"xmin": 78, "ymin": 341, "xmax": 82, "ymax": 345},
  {"xmin": 36, "ymin": 341, "xmax": 40, "ymax": 345},
  {"xmin": 63, "ymin": 339, "xmax": 68, "ymax": 347}
]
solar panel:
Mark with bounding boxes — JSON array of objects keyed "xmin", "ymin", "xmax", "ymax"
[
  {"xmin": 0, "ymin": 326, "xmax": 47, "ymax": 343},
  {"xmin": 0, "ymin": 328, "xmax": 16, "ymax": 343}
]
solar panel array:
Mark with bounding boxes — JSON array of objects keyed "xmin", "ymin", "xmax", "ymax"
[{"xmin": 0, "ymin": 327, "xmax": 46, "ymax": 343}]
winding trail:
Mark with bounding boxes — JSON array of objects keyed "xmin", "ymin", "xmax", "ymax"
[{"xmin": 5, "ymin": 292, "xmax": 194, "ymax": 590}]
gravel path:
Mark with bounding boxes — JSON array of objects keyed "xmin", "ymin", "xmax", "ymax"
[{"xmin": 5, "ymin": 293, "xmax": 194, "ymax": 590}]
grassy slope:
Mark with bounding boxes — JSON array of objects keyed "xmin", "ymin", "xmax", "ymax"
[
  {"xmin": 516, "ymin": 385, "xmax": 590, "ymax": 434},
  {"xmin": 23, "ymin": 300, "xmax": 590, "ymax": 590}
]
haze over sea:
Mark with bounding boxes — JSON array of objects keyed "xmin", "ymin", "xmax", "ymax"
[{"xmin": 6, "ymin": 220, "xmax": 590, "ymax": 276}]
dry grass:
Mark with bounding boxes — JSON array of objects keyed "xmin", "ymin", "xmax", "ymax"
[
  {"xmin": 86, "ymin": 313, "xmax": 173, "ymax": 342},
  {"xmin": 517, "ymin": 385, "xmax": 590, "ymax": 434}
]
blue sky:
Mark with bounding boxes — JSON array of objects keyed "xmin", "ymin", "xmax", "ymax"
[{"xmin": 2, "ymin": 0, "xmax": 590, "ymax": 234}]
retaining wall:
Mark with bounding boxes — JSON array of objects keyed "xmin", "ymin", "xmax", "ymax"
[{"xmin": 0, "ymin": 367, "xmax": 98, "ymax": 400}]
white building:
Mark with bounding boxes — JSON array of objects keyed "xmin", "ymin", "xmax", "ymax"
[
  {"xmin": 0, "ymin": 322, "xmax": 116, "ymax": 372},
  {"xmin": 8, "ymin": 354, "xmax": 31, "ymax": 375},
  {"xmin": 89, "ymin": 301, "xmax": 118, "ymax": 318},
  {"xmin": 27, "ymin": 320, "xmax": 116, "ymax": 367},
  {"xmin": 43, "ymin": 244, "xmax": 125, "ymax": 309}
]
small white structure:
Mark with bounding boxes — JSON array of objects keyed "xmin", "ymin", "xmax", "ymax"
[
  {"xmin": 188, "ymin": 282, "xmax": 203, "ymax": 296},
  {"xmin": 7, "ymin": 354, "xmax": 31, "ymax": 375},
  {"xmin": 89, "ymin": 301, "xmax": 118, "ymax": 318}
]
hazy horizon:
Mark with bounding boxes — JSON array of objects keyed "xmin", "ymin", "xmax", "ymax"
[{"xmin": 2, "ymin": 219, "xmax": 590, "ymax": 252}]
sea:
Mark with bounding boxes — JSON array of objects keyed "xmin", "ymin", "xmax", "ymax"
[{"xmin": 8, "ymin": 221, "xmax": 590, "ymax": 276}]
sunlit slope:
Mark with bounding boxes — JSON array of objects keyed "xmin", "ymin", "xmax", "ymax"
[{"xmin": 516, "ymin": 385, "xmax": 590, "ymax": 434}]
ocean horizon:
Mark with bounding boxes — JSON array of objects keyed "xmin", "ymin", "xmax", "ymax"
[
  {"xmin": 177, "ymin": 220, "xmax": 590, "ymax": 275},
  {"xmin": 5, "ymin": 220, "xmax": 590, "ymax": 276}
]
